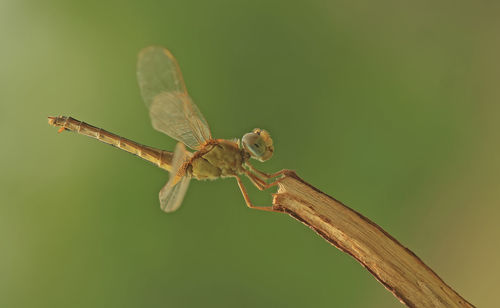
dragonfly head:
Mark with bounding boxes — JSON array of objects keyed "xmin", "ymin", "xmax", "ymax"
[{"xmin": 242, "ymin": 128, "xmax": 274, "ymax": 162}]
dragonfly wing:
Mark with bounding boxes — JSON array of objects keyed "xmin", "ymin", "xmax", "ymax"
[
  {"xmin": 149, "ymin": 92, "xmax": 211, "ymax": 150},
  {"xmin": 137, "ymin": 46, "xmax": 187, "ymax": 106},
  {"xmin": 159, "ymin": 174, "xmax": 191, "ymax": 213},
  {"xmin": 137, "ymin": 46, "xmax": 211, "ymax": 149},
  {"xmin": 159, "ymin": 142, "xmax": 191, "ymax": 212}
]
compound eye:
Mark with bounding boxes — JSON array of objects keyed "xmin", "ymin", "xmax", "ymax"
[
  {"xmin": 242, "ymin": 133, "xmax": 266, "ymax": 157},
  {"xmin": 242, "ymin": 129, "xmax": 274, "ymax": 162}
]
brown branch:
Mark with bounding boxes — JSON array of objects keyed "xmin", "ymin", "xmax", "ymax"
[{"xmin": 271, "ymin": 171, "xmax": 474, "ymax": 308}]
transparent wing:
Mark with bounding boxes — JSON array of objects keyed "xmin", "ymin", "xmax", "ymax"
[
  {"xmin": 160, "ymin": 175, "xmax": 190, "ymax": 213},
  {"xmin": 159, "ymin": 142, "xmax": 191, "ymax": 213},
  {"xmin": 149, "ymin": 92, "xmax": 211, "ymax": 150},
  {"xmin": 137, "ymin": 46, "xmax": 187, "ymax": 106},
  {"xmin": 137, "ymin": 46, "xmax": 211, "ymax": 150}
]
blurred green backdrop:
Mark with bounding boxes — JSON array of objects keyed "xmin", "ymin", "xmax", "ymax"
[{"xmin": 1, "ymin": 0, "xmax": 498, "ymax": 307}]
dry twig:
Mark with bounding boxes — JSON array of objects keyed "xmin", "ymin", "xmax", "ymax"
[{"xmin": 271, "ymin": 171, "xmax": 474, "ymax": 308}]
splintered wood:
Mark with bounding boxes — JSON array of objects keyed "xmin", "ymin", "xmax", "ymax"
[{"xmin": 272, "ymin": 171, "xmax": 473, "ymax": 308}]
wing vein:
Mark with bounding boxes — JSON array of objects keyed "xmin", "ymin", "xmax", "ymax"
[{"xmin": 137, "ymin": 46, "xmax": 212, "ymax": 149}]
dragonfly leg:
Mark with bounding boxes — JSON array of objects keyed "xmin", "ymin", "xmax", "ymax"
[
  {"xmin": 244, "ymin": 170, "xmax": 268, "ymax": 191},
  {"xmin": 244, "ymin": 168, "xmax": 289, "ymax": 191},
  {"xmin": 234, "ymin": 176, "xmax": 277, "ymax": 212},
  {"xmin": 245, "ymin": 163, "xmax": 291, "ymax": 182}
]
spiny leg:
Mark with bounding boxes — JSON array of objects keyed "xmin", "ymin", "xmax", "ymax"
[
  {"xmin": 244, "ymin": 167, "xmax": 290, "ymax": 191},
  {"xmin": 245, "ymin": 163, "xmax": 291, "ymax": 182},
  {"xmin": 234, "ymin": 176, "xmax": 277, "ymax": 212},
  {"xmin": 244, "ymin": 169, "xmax": 287, "ymax": 191},
  {"xmin": 244, "ymin": 170, "xmax": 268, "ymax": 191}
]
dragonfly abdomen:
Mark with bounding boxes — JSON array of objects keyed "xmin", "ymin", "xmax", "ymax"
[{"xmin": 48, "ymin": 116, "xmax": 173, "ymax": 171}]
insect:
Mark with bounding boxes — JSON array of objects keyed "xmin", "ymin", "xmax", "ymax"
[{"xmin": 48, "ymin": 46, "xmax": 287, "ymax": 212}]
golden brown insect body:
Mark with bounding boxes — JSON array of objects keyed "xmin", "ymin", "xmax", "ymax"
[
  {"xmin": 49, "ymin": 46, "xmax": 286, "ymax": 213},
  {"xmin": 187, "ymin": 139, "xmax": 250, "ymax": 180},
  {"xmin": 48, "ymin": 116, "xmax": 174, "ymax": 171}
]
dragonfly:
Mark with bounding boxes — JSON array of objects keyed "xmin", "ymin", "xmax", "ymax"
[{"xmin": 48, "ymin": 46, "xmax": 288, "ymax": 212}]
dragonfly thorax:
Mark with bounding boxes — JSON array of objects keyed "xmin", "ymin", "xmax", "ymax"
[{"xmin": 188, "ymin": 139, "xmax": 249, "ymax": 180}]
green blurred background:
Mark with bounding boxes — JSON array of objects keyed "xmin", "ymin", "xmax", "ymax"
[{"xmin": 1, "ymin": 0, "xmax": 498, "ymax": 307}]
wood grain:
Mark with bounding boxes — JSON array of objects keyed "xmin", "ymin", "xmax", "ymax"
[{"xmin": 271, "ymin": 171, "xmax": 474, "ymax": 308}]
